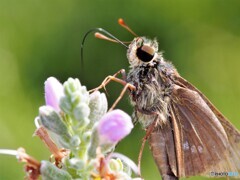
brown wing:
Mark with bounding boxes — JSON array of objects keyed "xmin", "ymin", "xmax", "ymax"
[
  {"xmin": 169, "ymin": 76, "xmax": 240, "ymax": 178},
  {"xmin": 174, "ymin": 76, "xmax": 240, "ymax": 173},
  {"xmin": 174, "ymin": 75, "xmax": 240, "ymax": 144},
  {"xmin": 148, "ymin": 120, "xmax": 179, "ymax": 179}
]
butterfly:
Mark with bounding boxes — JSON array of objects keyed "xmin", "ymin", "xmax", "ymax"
[{"xmin": 83, "ymin": 19, "xmax": 240, "ymax": 180}]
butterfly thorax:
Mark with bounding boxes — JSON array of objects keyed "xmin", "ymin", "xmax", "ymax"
[{"xmin": 126, "ymin": 57, "xmax": 177, "ymax": 128}]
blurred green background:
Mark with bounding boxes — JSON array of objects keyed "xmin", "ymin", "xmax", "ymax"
[{"xmin": 0, "ymin": 0, "xmax": 240, "ymax": 179}]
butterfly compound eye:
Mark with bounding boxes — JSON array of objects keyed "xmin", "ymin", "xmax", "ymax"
[{"xmin": 136, "ymin": 45, "xmax": 155, "ymax": 62}]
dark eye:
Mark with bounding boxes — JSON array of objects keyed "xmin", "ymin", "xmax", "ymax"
[{"xmin": 136, "ymin": 45, "xmax": 154, "ymax": 62}]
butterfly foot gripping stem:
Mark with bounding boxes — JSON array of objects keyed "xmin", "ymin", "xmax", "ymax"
[
  {"xmin": 89, "ymin": 69, "xmax": 128, "ymax": 93},
  {"xmin": 89, "ymin": 69, "xmax": 136, "ymax": 111}
]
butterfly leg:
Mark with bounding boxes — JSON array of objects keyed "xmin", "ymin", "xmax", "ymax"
[
  {"xmin": 89, "ymin": 69, "xmax": 129, "ymax": 93},
  {"xmin": 108, "ymin": 83, "xmax": 135, "ymax": 111},
  {"xmin": 89, "ymin": 69, "xmax": 136, "ymax": 110},
  {"xmin": 138, "ymin": 116, "xmax": 159, "ymax": 176}
]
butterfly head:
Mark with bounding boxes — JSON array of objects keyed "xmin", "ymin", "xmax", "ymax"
[
  {"xmin": 127, "ymin": 37, "xmax": 159, "ymax": 67},
  {"xmin": 82, "ymin": 19, "xmax": 160, "ymax": 68}
]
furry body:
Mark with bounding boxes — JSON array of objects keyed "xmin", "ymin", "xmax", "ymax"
[{"xmin": 124, "ymin": 37, "xmax": 240, "ymax": 180}]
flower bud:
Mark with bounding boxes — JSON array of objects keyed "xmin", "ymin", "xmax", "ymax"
[
  {"xmin": 63, "ymin": 78, "xmax": 89, "ymax": 100},
  {"xmin": 39, "ymin": 106, "xmax": 70, "ymax": 138},
  {"xmin": 110, "ymin": 152, "xmax": 139, "ymax": 176},
  {"xmin": 70, "ymin": 135, "xmax": 81, "ymax": 148},
  {"xmin": 88, "ymin": 91, "xmax": 108, "ymax": 128},
  {"xmin": 109, "ymin": 158, "xmax": 123, "ymax": 172},
  {"xmin": 63, "ymin": 78, "xmax": 81, "ymax": 95},
  {"xmin": 87, "ymin": 126, "xmax": 99, "ymax": 158},
  {"xmin": 82, "ymin": 131, "xmax": 92, "ymax": 143},
  {"xmin": 73, "ymin": 103, "xmax": 90, "ymax": 121},
  {"xmin": 68, "ymin": 158, "xmax": 84, "ymax": 170},
  {"xmin": 44, "ymin": 77, "xmax": 64, "ymax": 112},
  {"xmin": 59, "ymin": 96, "xmax": 72, "ymax": 114},
  {"xmin": 97, "ymin": 110, "xmax": 133, "ymax": 145},
  {"xmin": 40, "ymin": 161, "xmax": 72, "ymax": 180}
]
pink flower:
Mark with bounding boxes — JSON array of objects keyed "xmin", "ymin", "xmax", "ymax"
[
  {"xmin": 44, "ymin": 77, "xmax": 64, "ymax": 112},
  {"xmin": 97, "ymin": 109, "xmax": 133, "ymax": 144}
]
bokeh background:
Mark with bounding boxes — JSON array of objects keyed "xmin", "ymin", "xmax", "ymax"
[{"xmin": 0, "ymin": 0, "xmax": 240, "ymax": 179}]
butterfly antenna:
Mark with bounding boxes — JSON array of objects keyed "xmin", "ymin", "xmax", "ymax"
[
  {"xmin": 81, "ymin": 28, "xmax": 128, "ymax": 73},
  {"xmin": 118, "ymin": 18, "xmax": 138, "ymax": 37},
  {"xmin": 95, "ymin": 32, "xmax": 131, "ymax": 44}
]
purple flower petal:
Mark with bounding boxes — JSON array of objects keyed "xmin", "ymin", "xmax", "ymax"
[
  {"xmin": 44, "ymin": 77, "xmax": 64, "ymax": 112},
  {"xmin": 97, "ymin": 109, "xmax": 133, "ymax": 144}
]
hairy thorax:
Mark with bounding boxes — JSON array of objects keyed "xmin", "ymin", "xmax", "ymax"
[{"xmin": 126, "ymin": 59, "xmax": 176, "ymax": 128}]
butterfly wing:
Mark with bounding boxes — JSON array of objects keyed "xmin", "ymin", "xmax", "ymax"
[
  {"xmin": 169, "ymin": 76, "xmax": 240, "ymax": 177},
  {"xmin": 148, "ymin": 120, "xmax": 179, "ymax": 179},
  {"xmin": 174, "ymin": 75, "xmax": 240, "ymax": 145}
]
